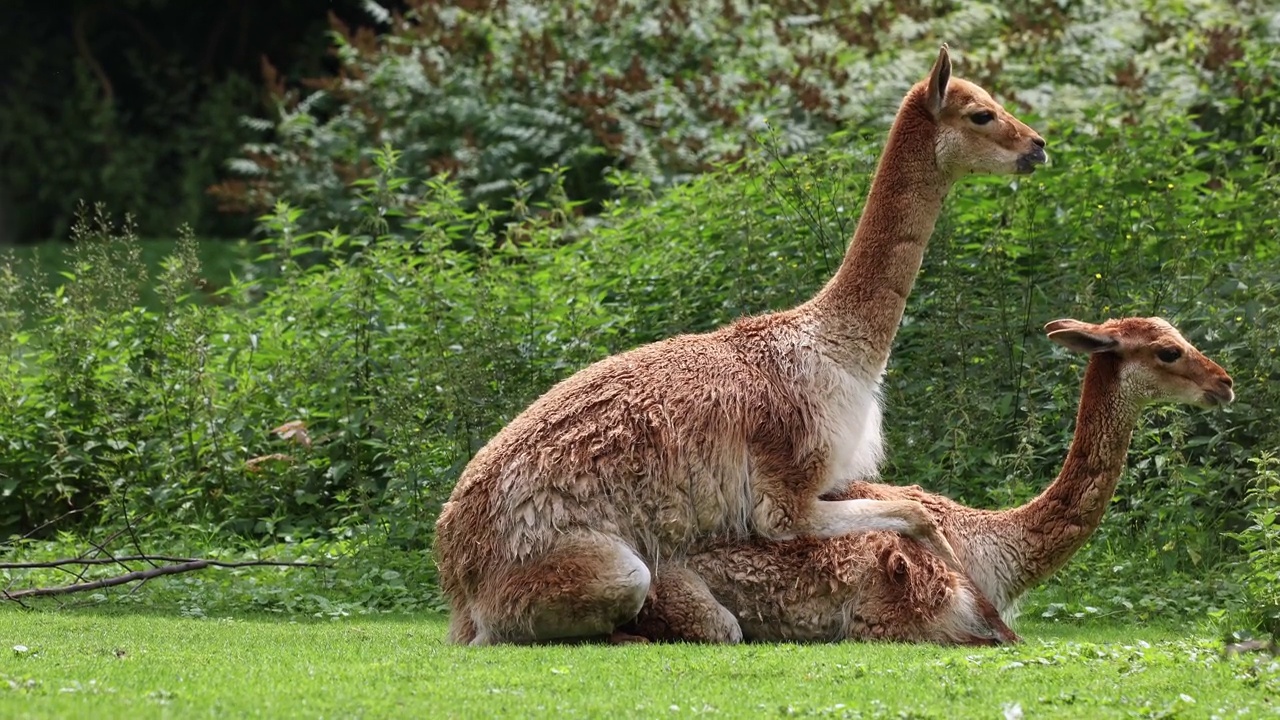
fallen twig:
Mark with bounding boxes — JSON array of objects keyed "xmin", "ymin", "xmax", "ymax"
[
  {"xmin": 0, "ymin": 555, "xmax": 326, "ymax": 570},
  {"xmin": 79, "ymin": 528, "xmax": 135, "ymax": 579},
  {"xmin": 0, "ymin": 557, "xmax": 327, "ymax": 601},
  {"xmin": 20, "ymin": 508, "xmax": 88, "ymax": 540},
  {"xmin": 4, "ymin": 561, "xmax": 209, "ymax": 599}
]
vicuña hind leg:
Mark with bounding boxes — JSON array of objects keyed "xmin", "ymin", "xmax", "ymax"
[
  {"xmin": 469, "ymin": 532, "xmax": 651, "ymax": 645},
  {"xmin": 447, "ymin": 603, "xmax": 479, "ymax": 644},
  {"xmin": 624, "ymin": 565, "xmax": 743, "ymax": 644}
]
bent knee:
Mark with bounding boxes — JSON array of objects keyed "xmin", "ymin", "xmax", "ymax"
[{"xmin": 606, "ymin": 547, "xmax": 651, "ymax": 618}]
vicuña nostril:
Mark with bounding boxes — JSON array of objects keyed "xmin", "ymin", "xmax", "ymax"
[
  {"xmin": 1220, "ymin": 376, "xmax": 1234, "ymax": 388},
  {"xmin": 1032, "ymin": 136, "xmax": 1046, "ymax": 148}
]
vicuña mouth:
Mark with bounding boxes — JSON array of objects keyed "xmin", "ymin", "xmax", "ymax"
[
  {"xmin": 1015, "ymin": 147, "xmax": 1048, "ymax": 175},
  {"xmin": 1203, "ymin": 388, "xmax": 1235, "ymax": 407}
]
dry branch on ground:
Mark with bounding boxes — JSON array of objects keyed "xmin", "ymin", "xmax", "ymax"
[{"xmin": 1, "ymin": 555, "xmax": 327, "ymax": 601}]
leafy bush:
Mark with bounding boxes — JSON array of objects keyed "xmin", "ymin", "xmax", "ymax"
[
  {"xmin": 216, "ymin": 0, "xmax": 1280, "ymax": 231},
  {"xmin": 5, "ymin": 85, "xmax": 1280, "ymax": 614},
  {"xmin": 0, "ymin": 173, "xmax": 626, "ymax": 551},
  {"xmin": 1227, "ymin": 454, "xmax": 1280, "ymax": 634}
]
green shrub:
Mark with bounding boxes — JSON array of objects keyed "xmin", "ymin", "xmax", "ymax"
[
  {"xmin": 4, "ymin": 97, "xmax": 1280, "ymax": 614},
  {"xmin": 0, "ymin": 169, "xmax": 626, "ymax": 549},
  {"xmin": 1226, "ymin": 454, "xmax": 1280, "ymax": 634},
  {"xmin": 218, "ymin": 0, "xmax": 1280, "ymax": 231}
]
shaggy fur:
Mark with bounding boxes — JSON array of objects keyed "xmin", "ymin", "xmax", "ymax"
[
  {"xmin": 627, "ymin": 532, "xmax": 1018, "ymax": 646},
  {"xmin": 632, "ymin": 317, "xmax": 1233, "ymax": 643},
  {"xmin": 434, "ymin": 46, "xmax": 1048, "ymax": 645}
]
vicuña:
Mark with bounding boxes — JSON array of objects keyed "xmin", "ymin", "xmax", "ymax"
[
  {"xmin": 434, "ymin": 45, "xmax": 1048, "ymax": 645},
  {"xmin": 628, "ymin": 316, "xmax": 1234, "ymax": 644}
]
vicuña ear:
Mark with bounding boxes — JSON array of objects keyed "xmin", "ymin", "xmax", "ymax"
[
  {"xmin": 927, "ymin": 44, "xmax": 951, "ymax": 116},
  {"xmin": 1045, "ymin": 319, "xmax": 1119, "ymax": 354},
  {"xmin": 881, "ymin": 548, "xmax": 911, "ymax": 586}
]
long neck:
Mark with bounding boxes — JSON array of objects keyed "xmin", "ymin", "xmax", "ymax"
[
  {"xmin": 805, "ymin": 91, "xmax": 951, "ymax": 370},
  {"xmin": 993, "ymin": 354, "xmax": 1143, "ymax": 599}
]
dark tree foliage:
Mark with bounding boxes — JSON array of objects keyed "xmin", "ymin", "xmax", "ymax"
[{"xmin": 0, "ymin": 0, "xmax": 394, "ymax": 243}]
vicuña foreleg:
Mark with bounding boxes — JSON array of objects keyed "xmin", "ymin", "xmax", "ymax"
[
  {"xmin": 753, "ymin": 481, "xmax": 962, "ymax": 571},
  {"xmin": 805, "ymin": 498, "xmax": 960, "ymax": 570}
]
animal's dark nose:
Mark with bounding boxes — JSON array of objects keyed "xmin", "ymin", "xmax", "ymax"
[
  {"xmin": 1220, "ymin": 376, "xmax": 1234, "ymax": 389},
  {"xmin": 1031, "ymin": 136, "xmax": 1046, "ymax": 148}
]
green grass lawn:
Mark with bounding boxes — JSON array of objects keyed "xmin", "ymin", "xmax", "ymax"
[{"xmin": 0, "ymin": 610, "xmax": 1275, "ymax": 719}]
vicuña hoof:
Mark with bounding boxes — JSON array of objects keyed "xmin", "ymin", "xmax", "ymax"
[{"xmin": 609, "ymin": 630, "xmax": 651, "ymax": 645}]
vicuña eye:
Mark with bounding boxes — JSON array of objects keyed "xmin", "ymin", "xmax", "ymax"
[
  {"xmin": 969, "ymin": 111, "xmax": 995, "ymax": 125},
  {"xmin": 1156, "ymin": 347, "xmax": 1182, "ymax": 363}
]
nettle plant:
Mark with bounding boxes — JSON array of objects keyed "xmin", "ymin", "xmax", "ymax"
[
  {"xmin": 0, "ymin": 154, "xmax": 631, "ymax": 548},
  {"xmin": 1227, "ymin": 454, "xmax": 1280, "ymax": 635},
  {"xmin": 212, "ymin": 0, "xmax": 1280, "ymax": 232}
]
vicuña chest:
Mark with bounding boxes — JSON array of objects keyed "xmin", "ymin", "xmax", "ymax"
[{"xmin": 810, "ymin": 363, "xmax": 885, "ymax": 492}]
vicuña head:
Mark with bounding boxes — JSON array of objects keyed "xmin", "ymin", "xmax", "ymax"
[
  {"xmin": 1044, "ymin": 316, "xmax": 1235, "ymax": 408},
  {"xmin": 812, "ymin": 44, "xmax": 1047, "ymax": 360},
  {"xmin": 910, "ymin": 45, "xmax": 1047, "ymax": 179}
]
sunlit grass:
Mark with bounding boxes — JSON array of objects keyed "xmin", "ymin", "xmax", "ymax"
[{"xmin": 0, "ymin": 609, "xmax": 1275, "ymax": 719}]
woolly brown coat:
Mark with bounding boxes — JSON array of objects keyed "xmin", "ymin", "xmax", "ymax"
[
  {"xmin": 434, "ymin": 46, "xmax": 1048, "ymax": 645},
  {"xmin": 629, "ymin": 317, "xmax": 1234, "ymax": 644}
]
